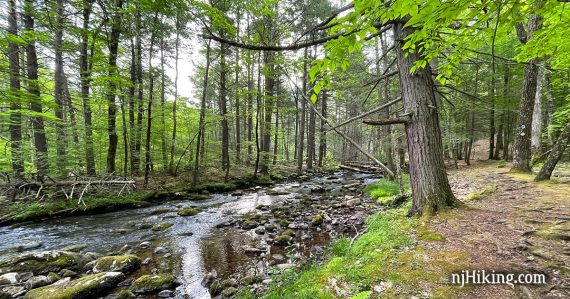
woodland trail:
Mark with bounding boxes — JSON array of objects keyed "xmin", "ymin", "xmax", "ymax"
[{"xmin": 420, "ymin": 161, "xmax": 570, "ymax": 298}]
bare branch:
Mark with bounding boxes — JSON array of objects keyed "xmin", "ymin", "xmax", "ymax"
[
  {"xmin": 328, "ymin": 97, "xmax": 402, "ymax": 131},
  {"xmin": 363, "ymin": 116, "xmax": 410, "ymax": 126}
]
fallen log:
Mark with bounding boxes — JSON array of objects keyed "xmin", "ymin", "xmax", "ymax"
[{"xmin": 339, "ymin": 164, "xmax": 374, "ymax": 173}]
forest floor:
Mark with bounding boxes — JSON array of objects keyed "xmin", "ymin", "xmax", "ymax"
[
  {"xmin": 260, "ymin": 160, "xmax": 570, "ymax": 299},
  {"xmin": 427, "ymin": 160, "xmax": 570, "ymax": 298}
]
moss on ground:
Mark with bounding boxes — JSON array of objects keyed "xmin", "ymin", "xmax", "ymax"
[
  {"xmin": 250, "ymin": 202, "xmax": 468, "ymax": 299},
  {"xmin": 364, "ymin": 175, "xmax": 410, "ymax": 205},
  {"xmin": 7, "ymin": 193, "xmax": 151, "ymax": 223},
  {"xmin": 466, "ymin": 184, "xmax": 498, "ymax": 201}
]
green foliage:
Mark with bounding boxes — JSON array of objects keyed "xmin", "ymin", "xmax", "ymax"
[{"xmin": 364, "ymin": 175, "xmax": 410, "ymax": 204}]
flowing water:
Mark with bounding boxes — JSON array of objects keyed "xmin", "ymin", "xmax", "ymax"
[{"xmin": 0, "ymin": 171, "xmax": 378, "ymax": 298}]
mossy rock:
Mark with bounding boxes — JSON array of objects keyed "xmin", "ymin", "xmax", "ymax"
[
  {"xmin": 0, "ymin": 251, "xmax": 92, "ymax": 275},
  {"xmin": 186, "ymin": 194, "xmax": 211, "ymax": 201},
  {"xmin": 177, "ymin": 207, "xmax": 201, "ymax": 217},
  {"xmin": 23, "ymin": 272, "xmax": 125, "ymax": 299},
  {"xmin": 93, "ymin": 255, "xmax": 141, "ymax": 274},
  {"xmin": 278, "ymin": 219, "xmax": 290, "ymax": 227},
  {"xmin": 151, "ymin": 222, "xmax": 173, "ymax": 232},
  {"xmin": 273, "ymin": 235, "xmax": 293, "ymax": 246},
  {"xmin": 130, "ymin": 274, "xmax": 174, "ymax": 293},
  {"xmin": 117, "ymin": 290, "xmax": 135, "ymax": 299},
  {"xmin": 60, "ymin": 244, "xmax": 88, "ymax": 253},
  {"xmin": 281, "ymin": 229, "xmax": 296, "ymax": 237},
  {"xmin": 311, "ymin": 215, "xmax": 323, "ymax": 226},
  {"xmin": 241, "ymin": 220, "xmax": 258, "ymax": 229},
  {"xmin": 221, "ymin": 287, "xmax": 238, "ymax": 297}
]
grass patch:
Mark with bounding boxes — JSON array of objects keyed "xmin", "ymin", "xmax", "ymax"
[
  {"xmin": 364, "ymin": 175, "xmax": 410, "ymax": 205},
  {"xmin": 465, "ymin": 184, "xmax": 498, "ymax": 200},
  {"xmin": 256, "ymin": 202, "xmax": 464, "ymax": 299}
]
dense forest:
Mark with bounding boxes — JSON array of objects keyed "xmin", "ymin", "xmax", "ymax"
[{"xmin": 0, "ymin": 0, "xmax": 569, "ymax": 298}]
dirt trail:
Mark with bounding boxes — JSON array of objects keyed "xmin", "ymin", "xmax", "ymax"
[{"xmin": 422, "ymin": 160, "xmax": 570, "ymax": 298}]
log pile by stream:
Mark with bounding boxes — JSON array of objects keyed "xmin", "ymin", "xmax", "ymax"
[{"xmin": 0, "ymin": 173, "xmax": 136, "ymax": 204}]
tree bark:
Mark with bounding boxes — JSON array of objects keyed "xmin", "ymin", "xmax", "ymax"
[
  {"xmin": 318, "ymin": 91, "xmax": 328, "ymax": 167},
  {"xmin": 297, "ymin": 47, "xmax": 308, "ymax": 172},
  {"xmin": 260, "ymin": 49, "xmax": 275, "ymax": 175},
  {"xmin": 531, "ymin": 67, "xmax": 544, "ymax": 157},
  {"xmin": 106, "ymin": 0, "xmax": 124, "ymax": 174},
  {"xmin": 132, "ymin": 8, "xmax": 144, "ymax": 175},
  {"xmin": 23, "ymin": 0, "xmax": 49, "ymax": 176},
  {"xmin": 512, "ymin": 13, "xmax": 541, "ymax": 172},
  {"xmin": 235, "ymin": 10, "xmax": 242, "ymax": 165},
  {"xmin": 169, "ymin": 15, "xmax": 181, "ymax": 174},
  {"xmin": 54, "ymin": 0, "xmax": 68, "ymax": 176},
  {"xmin": 144, "ymin": 19, "xmax": 158, "ymax": 185},
  {"xmin": 8, "ymin": 0, "xmax": 24, "ymax": 177},
  {"xmin": 393, "ymin": 21, "xmax": 459, "ymax": 216},
  {"xmin": 535, "ymin": 122, "xmax": 570, "ymax": 181},
  {"xmin": 219, "ymin": 41, "xmax": 230, "ymax": 177},
  {"xmin": 192, "ymin": 41, "xmax": 211, "ymax": 186},
  {"xmin": 160, "ymin": 37, "xmax": 168, "ymax": 171}
]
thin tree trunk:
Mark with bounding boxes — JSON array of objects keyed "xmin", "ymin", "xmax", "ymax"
[
  {"xmin": 531, "ymin": 67, "xmax": 544, "ymax": 157},
  {"xmin": 192, "ymin": 41, "xmax": 211, "ymax": 186},
  {"xmin": 8, "ymin": 0, "xmax": 24, "ymax": 177},
  {"xmin": 160, "ymin": 37, "xmax": 168, "ymax": 171},
  {"xmin": 133, "ymin": 8, "xmax": 144, "ymax": 175},
  {"xmin": 120, "ymin": 95, "xmax": 128, "ymax": 177},
  {"xmin": 169, "ymin": 15, "xmax": 180, "ymax": 174},
  {"xmin": 377, "ymin": 37, "xmax": 395, "ymax": 174},
  {"xmin": 535, "ymin": 122, "xmax": 570, "ymax": 181},
  {"xmin": 54, "ymin": 0, "xmax": 68, "ymax": 176},
  {"xmin": 503, "ymin": 66, "xmax": 511, "ymax": 160},
  {"xmin": 235, "ymin": 10, "xmax": 242, "ymax": 165},
  {"xmin": 260, "ymin": 49, "xmax": 274, "ymax": 175},
  {"xmin": 80, "ymin": 1, "xmax": 96, "ymax": 175},
  {"xmin": 297, "ymin": 47, "xmax": 308, "ymax": 172},
  {"xmin": 318, "ymin": 91, "xmax": 327, "ymax": 167},
  {"xmin": 545, "ymin": 73, "xmax": 554, "ymax": 149},
  {"xmin": 219, "ymin": 41, "xmax": 230, "ymax": 178},
  {"xmin": 273, "ymin": 80, "xmax": 279, "ymax": 165},
  {"xmin": 24, "ymin": 0, "xmax": 48, "ymax": 176},
  {"xmin": 106, "ymin": 0, "xmax": 124, "ymax": 174},
  {"xmin": 128, "ymin": 40, "xmax": 136, "ymax": 175},
  {"xmin": 144, "ymin": 20, "xmax": 158, "ymax": 185}
]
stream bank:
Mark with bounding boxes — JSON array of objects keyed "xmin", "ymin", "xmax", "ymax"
[{"xmin": 0, "ymin": 170, "xmax": 382, "ymax": 299}]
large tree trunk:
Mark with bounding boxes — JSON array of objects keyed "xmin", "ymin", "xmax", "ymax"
[
  {"xmin": 512, "ymin": 14, "xmax": 541, "ymax": 172},
  {"xmin": 545, "ymin": 73, "xmax": 555, "ymax": 150},
  {"xmin": 192, "ymin": 42, "xmax": 211, "ymax": 186},
  {"xmin": 106, "ymin": 0, "xmax": 123, "ymax": 174},
  {"xmin": 535, "ymin": 122, "xmax": 570, "ymax": 181},
  {"xmin": 394, "ymin": 22, "xmax": 459, "ymax": 216},
  {"xmin": 8, "ymin": 0, "xmax": 24, "ymax": 177},
  {"xmin": 80, "ymin": 1, "xmax": 96, "ymax": 175},
  {"xmin": 23, "ymin": 0, "xmax": 49, "ymax": 176}
]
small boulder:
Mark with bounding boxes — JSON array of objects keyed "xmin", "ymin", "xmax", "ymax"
[
  {"xmin": 0, "ymin": 251, "xmax": 92, "ymax": 275},
  {"xmin": 25, "ymin": 275, "xmax": 53, "ymax": 289},
  {"xmin": 93, "ymin": 255, "xmax": 141, "ymax": 274},
  {"xmin": 151, "ymin": 222, "xmax": 174, "ymax": 231},
  {"xmin": 158, "ymin": 290, "xmax": 174, "ymax": 298},
  {"xmin": 0, "ymin": 273, "xmax": 19, "ymax": 286},
  {"xmin": 311, "ymin": 215, "xmax": 323, "ymax": 226},
  {"xmin": 345, "ymin": 198, "xmax": 362, "ymax": 207},
  {"xmin": 221, "ymin": 278, "xmax": 238, "ymax": 288},
  {"xmin": 273, "ymin": 235, "xmax": 292, "ymax": 246},
  {"xmin": 276, "ymin": 263, "xmax": 295, "ymax": 270},
  {"xmin": 130, "ymin": 274, "xmax": 175, "ymax": 293},
  {"xmin": 23, "ymin": 272, "xmax": 125, "ymax": 299},
  {"xmin": 221, "ymin": 287, "xmax": 237, "ymax": 297},
  {"xmin": 59, "ymin": 269, "xmax": 77, "ymax": 278},
  {"xmin": 177, "ymin": 207, "xmax": 201, "ymax": 217},
  {"xmin": 16, "ymin": 241, "xmax": 42, "ymax": 252},
  {"xmin": 60, "ymin": 244, "xmax": 88, "ymax": 253},
  {"xmin": 2, "ymin": 286, "xmax": 26, "ymax": 298},
  {"xmin": 254, "ymin": 226, "xmax": 266, "ymax": 235}
]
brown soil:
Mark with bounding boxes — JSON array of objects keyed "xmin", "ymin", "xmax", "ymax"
[{"xmin": 421, "ymin": 160, "xmax": 570, "ymax": 298}]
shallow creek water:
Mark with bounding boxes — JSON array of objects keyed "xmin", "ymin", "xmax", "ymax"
[{"xmin": 0, "ymin": 171, "xmax": 379, "ymax": 298}]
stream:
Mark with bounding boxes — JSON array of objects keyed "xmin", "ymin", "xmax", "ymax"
[{"xmin": 0, "ymin": 171, "xmax": 381, "ymax": 298}]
